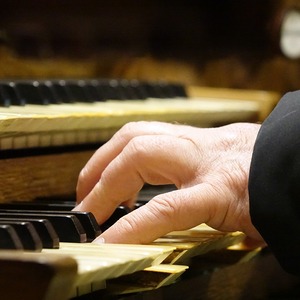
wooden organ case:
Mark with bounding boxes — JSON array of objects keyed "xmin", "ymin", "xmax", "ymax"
[{"xmin": 0, "ymin": 1, "xmax": 300, "ymax": 299}]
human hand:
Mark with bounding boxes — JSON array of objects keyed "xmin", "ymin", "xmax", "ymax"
[{"xmin": 75, "ymin": 121, "xmax": 264, "ymax": 245}]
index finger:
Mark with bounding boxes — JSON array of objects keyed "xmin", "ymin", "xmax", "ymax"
[
  {"xmin": 76, "ymin": 121, "xmax": 198, "ymax": 202},
  {"xmin": 93, "ymin": 184, "xmax": 214, "ymax": 244},
  {"xmin": 74, "ymin": 135, "xmax": 199, "ymax": 224}
]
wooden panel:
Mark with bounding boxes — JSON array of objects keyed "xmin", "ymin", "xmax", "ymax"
[
  {"xmin": 0, "ymin": 150, "xmax": 94, "ymax": 202},
  {"xmin": 0, "ymin": 251, "xmax": 77, "ymax": 300}
]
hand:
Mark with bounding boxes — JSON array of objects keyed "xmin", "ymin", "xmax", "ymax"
[{"xmin": 75, "ymin": 121, "xmax": 264, "ymax": 245}]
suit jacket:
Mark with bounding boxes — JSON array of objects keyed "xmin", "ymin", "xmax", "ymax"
[{"xmin": 249, "ymin": 91, "xmax": 300, "ymax": 276}]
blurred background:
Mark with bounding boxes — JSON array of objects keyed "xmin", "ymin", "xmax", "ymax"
[
  {"xmin": 1, "ymin": 4, "xmax": 300, "ymax": 297},
  {"xmin": 0, "ymin": 0, "xmax": 300, "ymax": 95}
]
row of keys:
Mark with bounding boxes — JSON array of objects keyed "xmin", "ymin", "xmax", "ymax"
[
  {"xmin": 0, "ymin": 185, "xmax": 176, "ymax": 251},
  {"xmin": 0, "ymin": 201, "xmax": 130, "ymax": 234},
  {"xmin": 0, "ymin": 79, "xmax": 187, "ymax": 107},
  {"xmin": 0, "ymin": 208, "xmax": 101, "ymax": 251}
]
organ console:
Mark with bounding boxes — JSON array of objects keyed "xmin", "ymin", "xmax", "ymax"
[
  {"xmin": 0, "ymin": 78, "xmax": 298, "ymax": 300},
  {"xmin": 0, "ymin": 1, "xmax": 300, "ymax": 299}
]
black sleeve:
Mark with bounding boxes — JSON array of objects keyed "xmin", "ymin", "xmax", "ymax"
[{"xmin": 249, "ymin": 91, "xmax": 300, "ymax": 276}]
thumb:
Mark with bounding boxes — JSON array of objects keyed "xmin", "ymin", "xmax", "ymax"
[{"xmin": 93, "ymin": 186, "xmax": 213, "ymax": 244}]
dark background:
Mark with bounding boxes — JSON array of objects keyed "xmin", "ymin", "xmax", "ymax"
[{"xmin": 0, "ymin": 0, "xmax": 299, "ymax": 94}]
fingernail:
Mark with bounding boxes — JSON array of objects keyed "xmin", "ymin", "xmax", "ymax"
[
  {"xmin": 93, "ymin": 236, "xmax": 105, "ymax": 244},
  {"xmin": 72, "ymin": 201, "xmax": 84, "ymax": 211}
]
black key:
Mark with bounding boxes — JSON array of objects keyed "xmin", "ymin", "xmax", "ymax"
[
  {"xmin": 0, "ymin": 205, "xmax": 101, "ymax": 242},
  {"xmin": 15, "ymin": 81, "xmax": 48, "ymax": 105},
  {"xmin": 66, "ymin": 80, "xmax": 93, "ymax": 103},
  {"xmin": 0, "ymin": 212, "xmax": 86, "ymax": 243},
  {"xmin": 138, "ymin": 81, "xmax": 186, "ymax": 99},
  {"xmin": 20, "ymin": 218, "xmax": 59, "ymax": 249},
  {"xmin": 100, "ymin": 206, "xmax": 131, "ymax": 232},
  {"xmin": 169, "ymin": 83, "xmax": 187, "ymax": 98},
  {"xmin": 128, "ymin": 79, "xmax": 148, "ymax": 100},
  {"xmin": 38, "ymin": 82, "xmax": 57, "ymax": 104},
  {"xmin": 84, "ymin": 82, "xmax": 103, "ymax": 102},
  {"xmin": 107, "ymin": 79, "xmax": 126, "ymax": 100},
  {"xmin": 0, "ymin": 220, "xmax": 42, "ymax": 251},
  {"xmin": 23, "ymin": 210, "xmax": 101, "ymax": 242},
  {"xmin": 117, "ymin": 79, "xmax": 141, "ymax": 100},
  {"xmin": 0, "ymin": 84, "xmax": 11, "ymax": 107},
  {"xmin": 0, "ymin": 217, "xmax": 59, "ymax": 249},
  {"xmin": 0, "ymin": 224, "xmax": 23, "ymax": 250},
  {"xmin": 49, "ymin": 210, "xmax": 101, "ymax": 241},
  {"xmin": 139, "ymin": 82, "xmax": 164, "ymax": 98},
  {"xmin": 22, "ymin": 218, "xmax": 59, "ymax": 249},
  {"xmin": 0, "ymin": 201, "xmax": 75, "ymax": 211},
  {"xmin": 0, "ymin": 82, "xmax": 25, "ymax": 106},
  {"xmin": 96, "ymin": 79, "xmax": 118, "ymax": 100},
  {"xmin": 51, "ymin": 80, "xmax": 73, "ymax": 103},
  {"xmin": 156, "ymin": 82, "xmax": 182, "ymax": 98},
  {"xmin": 39, "ymin": 81, "xmax": 60, "ymax": 104},
  {"xmin": 0, "ymin": 79, "xmax": 186, "ymax": 105},
  {"xmin": 137, "ymin": 184, "xmax": 177, "ymax": 202}
]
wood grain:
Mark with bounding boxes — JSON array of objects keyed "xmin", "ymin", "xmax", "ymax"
[
  {"xmin": 0, "ymin": 251, "xmax": 77, "ymax": 300},
  {"xmin": 0, "ymin": 150, "xmax": 94, "ymax": 203}
]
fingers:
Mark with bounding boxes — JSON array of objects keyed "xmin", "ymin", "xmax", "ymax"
[
  {"xmin": 74, "ymin": 135, "xmax": 199, "ymax": 224},
  {"xmin": 76, "ymin": 121, "xmax": 194, "ymax": 203},
  {"xmin": 94, "ymin": 185, "xmax": 214, "ymax": 244},
  {"xmin": 74, "ymin": 121, "xmax": 264, "ymax": 244}
]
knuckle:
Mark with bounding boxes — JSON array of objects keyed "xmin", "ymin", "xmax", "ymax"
[
  {"xmin": 77, "ymin": 167, "xmax": 88, "ymax": 189},
  {"xmin": 117, "ymin": 214, "xmax": 146, "ymax": 243},
  {"xmin": 126, "ymin": 136, "xmax": 150, "ymax": 161},
  {"xmin": 113, "ymin": 121, "xmax": 151, "ymax": 148},
  {"xmin": 151, "ymin": 194, "xmax": 179, "ymax": 226},
  {"xmin": 128, "ymin": 135, "xmax": 147, "ymax": 151},
  {"xmin": 119, "ymin": 215, "xmax": 138, "ymax": 232},
  {"xmin": 113, "ymin": 122, "xmax": 139, "ymax": 144},
  {"xmin": 119, "ymin": 121, "xmax": 147, "ymax": 137},
  {"xmin": 120, "ymin": 121, "xmax": 139, "ymax": 133}
]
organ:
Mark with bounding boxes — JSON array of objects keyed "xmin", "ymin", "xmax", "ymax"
[{"xmin": 0, "ymin": 1, "xmax": 300, "ymax": 299}]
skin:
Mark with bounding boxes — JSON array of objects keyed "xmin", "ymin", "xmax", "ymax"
[{"xmin": 74, "ymin": 121, "xmax": 265, "ymax": 246}]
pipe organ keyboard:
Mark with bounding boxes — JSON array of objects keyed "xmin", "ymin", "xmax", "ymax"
[
  {"xmin": 0, "ymin": 78, "xmax": 262, "ymax": 151},
  {"xmin": 0, "ymin": 79, "xmax": 278, "ymax": 299},
  {"xmin": 0, "ymin": 188, "xmax": 245, "ymax": 300}
]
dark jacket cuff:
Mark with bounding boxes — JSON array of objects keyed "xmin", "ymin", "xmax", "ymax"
[{"xmin": 249, "ymin": 91, "xmax": 300, "ymax": 276}]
